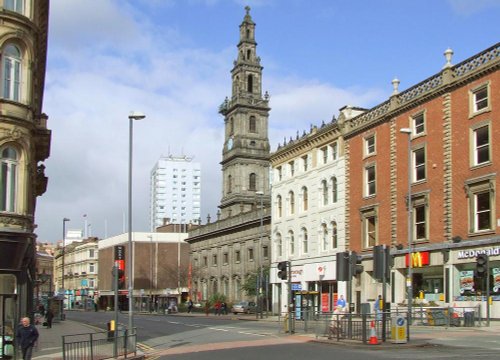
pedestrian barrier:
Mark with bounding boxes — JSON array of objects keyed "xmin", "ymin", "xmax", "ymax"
[{"xmin": 62, "ymin": 326, "xmax": 137, "ymax": 360}]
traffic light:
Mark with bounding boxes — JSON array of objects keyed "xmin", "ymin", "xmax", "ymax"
[
  {"xmin": 350, "ymin": 251, "xmax": 363, "ymax": 277},
  {"xmin": 476, "ymin": 253, "xmax": 489, "ymax": 278},
  {"xmin": 336, "ymin": 252, "xmax": 350, "ymax": 281},
  {"xmin": 373, "ymin": 245, "xmax": 390, "ymax": 281},
  {"xmin": 118, "ymin": 269, "xmax": 126, "ymax": 289},
  {"xmin": 277, "ymin": 261, "xmax": 288, "ymax": 280}
]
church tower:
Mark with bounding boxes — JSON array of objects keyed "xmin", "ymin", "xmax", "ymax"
[{"xmin": 218, "ymin": 6, "xmax": 271, "ymax": 219}]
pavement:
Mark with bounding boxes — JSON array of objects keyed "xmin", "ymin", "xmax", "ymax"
[{"xmin": 32, "ymin": 311, "xmax": 500, "ymax": 359}]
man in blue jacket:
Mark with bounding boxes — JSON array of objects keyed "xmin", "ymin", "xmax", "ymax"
[{"xmin": 16, "ymin": 317, "xmax": 39, "ymax": 360}]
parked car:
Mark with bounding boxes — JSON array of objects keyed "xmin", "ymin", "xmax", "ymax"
[{"xmin": 231, "ymin": 301, "xmax": 257, "ymax": 314}]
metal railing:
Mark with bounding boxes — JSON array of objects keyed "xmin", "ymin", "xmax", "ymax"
[
  {"xmin": 279, "ymin": 306, "xmax": 482, "ymax": 344},
  {"xmin": 62, "ymin": 327, "xmax": 136, "ymax": 360}
]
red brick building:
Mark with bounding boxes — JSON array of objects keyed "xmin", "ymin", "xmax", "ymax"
[{"xmin": 345, "ymin": 43, "xmax": 500, "ymax": 315}]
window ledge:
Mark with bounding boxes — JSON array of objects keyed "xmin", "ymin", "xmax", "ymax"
[{"xmin": 470, "ymin": 162, "xmax": 492, "ymax": 171}]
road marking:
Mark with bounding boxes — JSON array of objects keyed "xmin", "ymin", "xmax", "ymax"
[
  {"xmin": 209, "ymin": 327, "xmax": 230, "ymax": 331},
  {"xmin": 237, "ymin": 331, "xmax": 266, "ymax": 337}
]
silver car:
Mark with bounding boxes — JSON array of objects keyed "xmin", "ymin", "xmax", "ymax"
[{"xmin": 231, "ymin": 301, "xmax": 256, "ymax": 314}]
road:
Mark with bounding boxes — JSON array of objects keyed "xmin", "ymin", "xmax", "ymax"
[{"xmin": 65, "ymin": 311, "xmax": 500, "ymax": 359}]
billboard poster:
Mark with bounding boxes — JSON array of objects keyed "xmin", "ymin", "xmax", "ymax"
[
  {"xmin": 459, "ymin": 270, "xmax": 474, "ymax": 293},
  {"xmin": 321, "ymin": 293, "xmax": 329, "ymax": 312},
  {"xmin": 492, "ymin": 268, "xmax": 500, "ymax": 292}
]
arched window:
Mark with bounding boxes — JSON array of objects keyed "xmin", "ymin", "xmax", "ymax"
[
  {"xmin": 0, "ymin": 147, "xmax": 18, "ymax": 212},
  {"xmin": 249, "ymin": 173, "xmax": 256, "ymax": 191},
  {"xmin": 302, "ymin": 186, "xmax": 308, "ymax": 211},
  {"xmin": 246, "ymin": 29, "xmax": 250, "ymax": 39},
  {"xmin": 247, "ymin": 49, "xmax": 251, "ymax": 60},
  {"xmin": 227, "ymin": 175, "xmax": 232, "ymax": 194},
  {"xmin": 289, "ymin": 230, "xmax": 295, "ymax": 255},
  {"xmin": 331, "ymin": 221, "xmax": 338, "ymax": 248},
  {"xmin": 2, "ymin": 44, "xmax": 22, "ymax": 102},
  {"xmin": 234, "ymin": 277, "xmax": 241, "ymax": 300},
  {"xmin": 247, "ymin": 74, "xmax": 253, "ymax": 93},
  {"xmin": 301, "ymin": 227, "xmax": 308, "ymax": 254},
  {"xmin": 321, "ymin": 223, "xmax": 328, "ymax": 251},
  {"xmin": 276, "ymin": 233, "xmax": 283, "ymax": 257},
  {"xmin": 249, "ymin": 116, "xmax": 257, "ymax": 132},
  {"xmin": 289, "ymin": 191, "xmax": 295, "ymax": 215},
  {"xmin": 331, "ymin": 177, "xmax": 338, "ymax": 203},
  {"xmin": 322, "ymin": 180, "xmax": 328, "ymax": 205},
  {"xmin": 277, "ymin": 195, "xmax": 282, "ymax": 217}
]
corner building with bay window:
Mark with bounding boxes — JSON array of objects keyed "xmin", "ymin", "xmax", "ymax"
[{"xmin": 0, "ymin": 0, "xmax": 51, "ymax": 356}]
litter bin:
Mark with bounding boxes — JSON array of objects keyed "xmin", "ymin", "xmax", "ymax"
[
  {"xmin": 464, "ymin": 311, "xmax": 475, "ymax": 327},
  {"xmin": 391, "ymin": 315, "xmax": 407, "ymax": 344}
]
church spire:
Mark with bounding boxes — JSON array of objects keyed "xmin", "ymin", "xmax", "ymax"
[{"xmin": 218, "ymin": 7, "xmax": 271, "ymax": 219}]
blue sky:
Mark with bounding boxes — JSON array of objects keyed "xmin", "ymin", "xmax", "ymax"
[{"xmin": 36, "ymin": 0, "xmax": 500, "ymax": 242}]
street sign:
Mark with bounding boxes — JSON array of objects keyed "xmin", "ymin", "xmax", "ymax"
[{"xmin": 291, "ymin": 284, "xmax": 302, "ymax": 291}]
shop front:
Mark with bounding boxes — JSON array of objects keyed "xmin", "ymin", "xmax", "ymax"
[{"xmin": 272, "ymin": 260, "xmax": 346, "ymax": 316}]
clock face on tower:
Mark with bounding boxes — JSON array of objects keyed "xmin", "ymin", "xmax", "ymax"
[{"xmin": 227, "ymin": 137, "xmax": 233, "ymax": 150}]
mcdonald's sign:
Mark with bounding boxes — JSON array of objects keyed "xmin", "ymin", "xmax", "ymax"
[{"xmin": 405, "ymin": 251, "xmax": 430, "ymax": 268}]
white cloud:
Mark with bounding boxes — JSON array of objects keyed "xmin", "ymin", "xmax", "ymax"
[
  {"xmin": 447, "ymin": 0, "xmax": 500, "ymax": 15},
  {"xmin": 36, "ymin": 0, "xmax": 385, "ymax": 241}
]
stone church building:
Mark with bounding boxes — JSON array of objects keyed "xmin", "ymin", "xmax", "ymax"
[{"xmin": 186, "ymin": 7, "xmax": 271, "ymax": 305}]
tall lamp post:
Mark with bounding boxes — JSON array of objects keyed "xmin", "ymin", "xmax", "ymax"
[
  {"xmin": 400, "ymin": 128, "xmax": 413, "ymax": 325},
  {"xmin": 61, "ymin": 217, "xmax": 70, "ymax": 318},
  {"xmin": 128, "ymin": 111, "xmax": 146, "ymax": 333},
  {"xmin": 255, "ymin": 191, "xmax": 264, "ymax": 319}
]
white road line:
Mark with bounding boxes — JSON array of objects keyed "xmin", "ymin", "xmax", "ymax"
[
  {"xmin": 209, "ymin": 327, "xmax": 230, "ymax": 331},
  {"xmin": 237, "ymin": 331, "xmax": 266, "ymax": 337}
]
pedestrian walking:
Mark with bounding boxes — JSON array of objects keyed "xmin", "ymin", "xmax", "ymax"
[
  {"xmin": 221, "ymin": 302, "xmax": 227, "ymax": 315},
  {"xmin": 187, "ymin": 299, "xmax": 193, "ymax": 313},
  {"xmin": 45, "ymin": 309, "xmax": 54, "ymax": 328},
  {"xmin": 16, "ymin": 317, "xmax": 39, "ymax": 360}
]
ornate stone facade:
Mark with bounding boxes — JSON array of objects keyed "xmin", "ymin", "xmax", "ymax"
[{"xmin": 0, "ymin": 0, "xmax": 51, "ymax": 351}]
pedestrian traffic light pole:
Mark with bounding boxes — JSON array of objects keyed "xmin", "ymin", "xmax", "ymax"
[{"xmin": 113, "ymin": 264, "xmax": 118, "ymax": 358}]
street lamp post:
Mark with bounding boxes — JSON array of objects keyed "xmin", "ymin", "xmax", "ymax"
[
  {"xmin": 400, "ymin": 128, "xmax": 413, "ymax": 325},
  {"xmin": 256, "ymin": 191, "xmax": 264, "ymax": 319},
  {"xmin": 128, "ymin": 111, "xmax": 146, "ymax": 333},
  {"xmin": 61, "ymin": 217, "xmax": 70, "ymax": 319}
]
